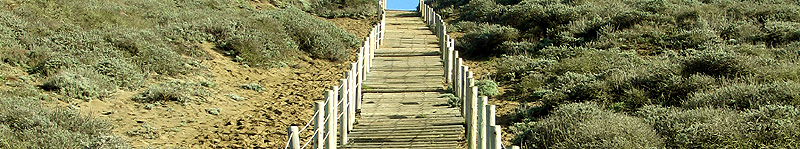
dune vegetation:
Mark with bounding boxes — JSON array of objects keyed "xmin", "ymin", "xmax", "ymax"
[
  {"xmin": 426, "ymin": 0, "xmax": 800, "ymax": 148},
  {"xmin": 1, "ymin": 0, "xmax": 378, "ymax": 147}
]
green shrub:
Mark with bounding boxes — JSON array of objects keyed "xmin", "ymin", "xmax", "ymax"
[
  {"xmin": 741, "ymin": 105, "xmax": 800, "ymax": 148},
  {"xmin": 311, "ymin": 0, "xmax": 379, "ymax": 19},
  {"xmin": 267, "ymin": 8, "xmax": 360, "ymax": 61},
  {"xmin": 460, "ymin": 0, "xmax": 505, "ymax": 23},
  {"xmin": 134, "ymin": 47, "xmax": 189, "ymax": 76},
  {"xmin": 720, "ymin": 21, "xmax": 762, "ymax": 44},
  {"xmin": 28, "ymin": 53, "xmax": 80, "ymax": 77},
  {"xmin": 540, "ymin": 72, "xmax": 603, "ymax": 107},
  {"xmin": 440, "ymin": 94, "xmax": 460, "ymax": 108},
  {"xmin": 0, "ymin": 97, "xmax": 129, "ymax": 148},
  {"xmin": 549, "ymin": 49, "xmax": 642, "ymax": 74},
  {"xmin": 133, "ymin": 81, "xmax": 210, "ymax": 104},
  {"xmin": 495, "ymin": 41, "xmax": 537, "ymax": 55},
  {"xmin": 493, "ymin": 55, "xmax": 555, "ymax": 82},
  {"xmin": 456, "ymin": 23, "xmax": 520, "ymax": 57},
  {"xmin": 476, "ymin": 79, "xmax": 499, "ymax": 97},
  {"xmin": 40, "ymin": 68, "xmax": 116, "ymax": 101},
  {"xmin": 762, "ymin": 21, "xmax": 800, "ymax": 47},
  {"xmin": 451, "ymin": 21, "xmax": 479, "ymax": 33},
  {"xmin": 681, "ymin": 49, "xmax": 751, "ymax": 77},
  {"xmin": 636, "ymin": 105, "xmax": 746, "ymax": 148},
  {"xmin": 513, "ymin": 102, "xmax": 664, "ymax": 148},
  {"xmin": 637, "ymin": 104, "xmax": 800, "ymax": 148},
  {"xmin": 684, "ymin": 81, "xmax": 800, "ymax": 110},
  {"xmin": 93, "ymin": 58, "xmax": 143, "ymax": 90}
]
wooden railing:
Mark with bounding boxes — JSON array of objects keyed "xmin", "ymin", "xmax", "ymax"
[
  {"xmin": 283, "ymin": 0, "xmax": 386, "ymax": 148},
  {"xmin": 419, "ymin": 1, "xmax": 520, "ymax": 149}
]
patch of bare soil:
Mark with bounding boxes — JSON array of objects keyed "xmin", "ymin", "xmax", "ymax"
[{"xmin": 48, "ymin": 15, "xmax": 377, "ymax": 148}]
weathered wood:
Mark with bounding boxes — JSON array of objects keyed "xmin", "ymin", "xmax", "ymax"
[
  {"xmin": 314, "ymin": 102, "xmax": 325, "ymax": 149},
  {"xmin": 288, "ymin": 126, "xmax": 300, "ymax": 149},
  {"xmin": 325, "ymin": 90, "xmax": 336, "ymax": 149},
  {"xmin": 346, "ymin": 10, "xmax": 464, "ymax": 149}
]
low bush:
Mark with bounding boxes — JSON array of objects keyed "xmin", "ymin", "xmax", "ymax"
[
  {"xmin": 762, "ymin": 21, "xmax": 800, "ymax": 47},
  {"xmin": 40, "ymin": 68, "xmax": 116, "ymax": 101},
  {"xmin": 240, "ymin": 83, "xmax": 265, "ymax": 92},
  {"xmin": 0, "ymin": 97, "xmax": 128, "ymax": 148},
  {"xmin": 133, "ymin": 81, "xmax": 210, "ymax": 104},
  {"xmin": 493, "ymin": 55, "xmax": 554, "ymax": 82},
  {"xmin": 636, "ymin": 104, "xmax": 800, "ymax": 148},
  {"xmin": 636, "ymin": 105, "xmax": 747, "ymax": 148},
  {"xmin": 684, "ymin": 81, "xmax": 800, "ymax": 110},
  {"xmin": 513, "ymin": 102, "xmax": 664, "ymax": 148},
  {"xmin": 456, "ymin": 23, "xmax": 520, "ymax": 57},
  {"xmin": 267, "ymin": 8, "xmax": 361, "ymax": 61},
  {"xmin": 93, "ymin": 58, "xmax": 143, "ymax": 90},
  {"xmin": 476, "ymin": 79, "xmax": 499, "ymax": 97},
  {"xmin": 311, "ymin": 0, "xmax": 379, "ymax": 19}
]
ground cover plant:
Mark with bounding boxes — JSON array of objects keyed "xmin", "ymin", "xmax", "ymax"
[
  {"xmin": 427, "ymin": 0, "xmax": 800, "ymax": 148},
  {"xmin": 1, "ymin": 0, "xmax": 377, "ymax": 147}
]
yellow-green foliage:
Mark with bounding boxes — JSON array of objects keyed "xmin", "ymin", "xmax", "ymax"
[
  {"xmin": 0, "ymin": 91, "xmax": 128, "ymax": 148},
  {"xmin": 133, "ymin": 81, "xmax": 211, "ymax": 104},
  {"xmin": 512, "ymin": 102, "xmax": 664, "ymax": 148},
  {"xmin": 0, "ymin": 0, "xmax": 363, "ymax": 102},
  {"xmin": 429, "ymin": 0, "xmax": 800, "ymax": 147}
]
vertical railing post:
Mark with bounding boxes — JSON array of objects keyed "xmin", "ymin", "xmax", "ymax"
[
  {"xmin": 288, "ymin": 126, "xmax": 300, "ymax": 149},
  {"xmin": 360, "ymin": 47, "xmax": 367, "ymax": 82},
  {"xmin": 477, "ymin": 96, "xmax": 487, "ymax": 149},
  {"xmin": 447, "ymin": 38, "xmax": 454, "ymax": 83},
  {"xmin": 462, "ymin": 68, "xmax": 471, "ymax": 113},
  {"xmin": 453, "ymin": 52, "xmax": 460, "ymax": 89},
  {"xmin": 325, "ymin": 90, "xmax": 337, "ymax": 149},
  {"xmin": 339, "ymin": 79, "xmax": 348, "ymax": 145},
  {"xmin": 443, "ymin": 38, "xmax": 450, "ymax": 83},
  {"xmin": 491, "ymin": 125, "xmax": 502, "ymax": 149},
  {"xmin": 381, "ymin": 13, "xmax": 385, "ymax": 45},
  {"xmin": 349, "ymin": 63, "xmax": 357, "ymax": 130},
  {"xmin": 487, "ymin": 105, "xmax": 497, "ymax": 149},
  {"xmin": 468, "ymin": 82, "xmax": 478, "ymax": 149},
  {"xmin": 314, "ymin": 102, "xmax": 325, "ymax": 149},
  {"xmin": 441, "ymin": 21, "xmax": 447, "ymax": 58}
]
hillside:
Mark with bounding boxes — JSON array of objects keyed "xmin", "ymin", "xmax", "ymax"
[
  {"xmin": 0, "ymin": 0, "xmax": 379, "ymax": 148},
  {"xmin": 426, "ymin": 0, "xmax": 800, "ymax": 148}
]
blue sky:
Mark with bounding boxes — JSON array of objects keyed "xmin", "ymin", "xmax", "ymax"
[{"xmin": 386, "ymin": 0, "xmax": 419, "ymax": 11}]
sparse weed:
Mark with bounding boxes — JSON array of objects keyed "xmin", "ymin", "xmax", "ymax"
[
  {"xmin": 133, "ymin": 81, "xmax": 210, "ymax": 104},
  {"xmin": 240, "ymin": 83, "xmax": 265, "ymax": 92},
  {"xmin": 227, "ymin": 94, "xmax": 245, "ymax": 101}
]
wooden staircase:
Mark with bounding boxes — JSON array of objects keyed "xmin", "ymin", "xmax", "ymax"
[{"xmin": 342, "ymin": 10, "xmax": 465, "ymax": 149}]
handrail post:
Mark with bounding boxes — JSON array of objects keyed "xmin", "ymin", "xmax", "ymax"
[
  {"xmin": 349, "ymin": 63, "xmax": 358, "ymax": 130},
  {"xmin": 454, "ymin": 53, "xmax": 461, "ymax": 89},
  {"xmin": 491, "ymin": 125, "xmax": 502, "ymax": 149},
  {"xmin": 314, "ymin": 102, "xmax": 325, "ymax": 149},
  {"xmin": 288, "ymin": 126, "xmax": 300, "ymax": 149},
  {"xmin": 339, "ymin": 79, "xmax": 348, "ymax": 145},
  {"xmin": 325, "ymin": 90, "xmax": 337, "ymax": 149},
  {"xmin": 447, "ymin": 38, "xmax": 454, "ymax": 83},
  {"xmin": 477, "ymin": 96, "xmax": 487, "ymax": 149},
  {"xmin": 440, "ymin": 21, "xmax": 447, "ymax": 58},
  {"xmin": 484, "ymin": 104, "xmax": 494, "ymax": 148},
  {"xmin": 467, "ymin": 82, "xmax": 478, "ymax": 149},
  {"xmin": 380, "ymin": 13, "xmax": 386, "ymax": 45},
  {"xmin": 462, "ymin": 68, "xmax": 471, "ymax": 115}
]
